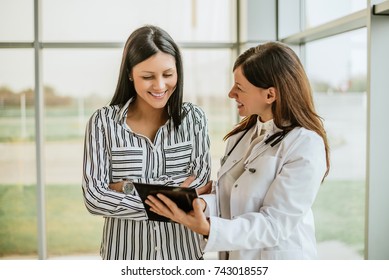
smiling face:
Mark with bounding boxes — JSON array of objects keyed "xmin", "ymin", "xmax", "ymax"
[
  {"xmin": 228, "ymin": 66, "xmax": 276, "ymax": 122},
  {"xmin": 131, "ymin": 51, "xmax": 177, "ymax": 110}
]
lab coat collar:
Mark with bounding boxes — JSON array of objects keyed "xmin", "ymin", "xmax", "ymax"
[{"xmin": 218, "ymin": 119, "xmax": 285, "ymax": 177}]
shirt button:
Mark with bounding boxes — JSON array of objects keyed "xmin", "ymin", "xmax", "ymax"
[
  {"xmin": 232, "ymin": 160, "xmax": 237, "ymax": 163},
  {"xmin": 155, "ymin": 247, "xmax": 159, "ymax": 251},
  {"xmin": 234, "ymin": 184, "xmax": 238, "ymax": 188}
]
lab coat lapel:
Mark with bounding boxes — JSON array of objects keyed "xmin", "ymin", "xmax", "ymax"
[
  {"xmin": 218, "ymin": 131, "xmax": 248, "ymax": 178},
  {"xmin": 245, "ymin": 127, "xmax": 285, "ymax": 164},
  {"xmin": 244, "ymin": 141, "xmax": 273, "ymax": 164}
]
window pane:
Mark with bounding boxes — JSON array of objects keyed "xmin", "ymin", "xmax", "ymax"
[
  {"xmin": 305, "ymin": 0, "xmax": 366, "ymax": 28},
  {"xmin": 278, "ymin": 0, "xmax": 301, "ymax": 39},
  {"xmin": 42, "ymin": 49, "xmax": 116, "ymax": 257},
  {"xmin": 42, "ymin": 0, "xmax": 235, "ymax": 42},
  {"xmin": 305, "ymin": 28, "xmax": 367, "ymax": 259},
  {"xmin": 182, "ymin": 49, "xmax": 235, "ymax": 178},
  {"xmin": 0, "ymin": 49, "xmax": 37, "ymax": 258},
  {"xmin": 0, "ymin": 0, "xmax": 34, "ymax": 42}
]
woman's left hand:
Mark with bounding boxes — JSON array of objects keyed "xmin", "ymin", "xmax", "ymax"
[{"xmin": 145, "ymin": 194, "xmax": 210, "ymax": 236}]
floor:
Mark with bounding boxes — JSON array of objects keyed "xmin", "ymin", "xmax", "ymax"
[{"xmin": 42, "ymin": 240, "xmax": 362, "ymax": 260}]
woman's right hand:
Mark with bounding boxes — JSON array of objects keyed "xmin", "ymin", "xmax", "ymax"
[{"xmin": 146, "ymin": 195, "xmax": 210, "ymax": 236}]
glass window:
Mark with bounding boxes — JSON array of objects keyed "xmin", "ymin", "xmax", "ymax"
[
  {"xmin": 0, "ymin": 49, "xmax": 37, "ymax": 259},
  {"xmin": 182, "ymin": 49, "xmax": 235, "ymax": 177},
  {"xmin": 278, "ymin": 0, "xmax": 301, "ymax": 39},
  {"xmin": 42, "ymin": 0, "xmax": 235, "ymax": 42},
  {"xmin": 305, "ymin": 28, "xmax": 367, "ymax": 259},
  {"xmin": 0, "ymin": 0, "xmax": 34, "ymax": 42},
  {"xmin": 42, "ymin": 49, "xmax": 117, "ymax": 257},
  {"xmin": 305, "ymin": 0, "xmax": 366, "ymax": 28}
]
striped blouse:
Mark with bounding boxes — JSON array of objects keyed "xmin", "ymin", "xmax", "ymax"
[{"xmin": 82, "ymin": 99, "xmax": 211, "ymax": 260}]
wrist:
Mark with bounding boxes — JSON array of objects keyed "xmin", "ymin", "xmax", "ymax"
[
  {"xmin": 122, "ymin": 180, "xmax": 135, "ymax": 194},
  {"xmin": 109, "ymin": 181, "xmax": 122, "ymax": 192}
]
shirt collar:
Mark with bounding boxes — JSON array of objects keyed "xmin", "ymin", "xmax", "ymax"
[
  {"xmin": 253, "ymin": 117, "xmax": 284, "ymax": 138},
  {"xmin": 118, "ymin": 98, "xmax": 134, "ymax": 124}
]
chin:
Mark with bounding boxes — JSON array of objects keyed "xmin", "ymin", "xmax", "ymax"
[
  {"xmin": 238, "ymin": 109, "xmax": 247, "ymax": 117},
  {"xmin": 151, "ymin": 100, "xmax": 170, "ymax": 109}
]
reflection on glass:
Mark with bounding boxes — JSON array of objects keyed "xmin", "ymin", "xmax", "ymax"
[
  {"xmin": 305, "ymin": 28, "xmax": 367, "ymax": 259},
  {"xmin": 305, "ymin": 0, "xmax": 366, "ymax": 28},
  {"xmin": 0, "ymin": 50, "xmax": 37, "ymax": 259},
  {"xmin": 42, "ymin": 0, "xmax": 235, "ymax": 42}
]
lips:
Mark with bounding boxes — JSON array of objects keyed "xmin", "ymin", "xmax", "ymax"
[{"xmin": 149, "ymin": 90, "xmax": 167, "ymax": 98}]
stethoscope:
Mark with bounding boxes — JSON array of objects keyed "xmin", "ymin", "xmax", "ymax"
[{"xmin": 220, "ymin": 129, "xmax": 290, "ymax": 167}]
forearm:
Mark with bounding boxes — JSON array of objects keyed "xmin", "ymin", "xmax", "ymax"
[{"xmin": 82, "ymin": 177, "xmax": 147, "ymax": 220}]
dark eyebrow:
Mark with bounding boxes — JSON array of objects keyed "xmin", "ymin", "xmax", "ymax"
[{"xmin": 140, "ymin": 68, "xmax": 175, "ymax": 74}]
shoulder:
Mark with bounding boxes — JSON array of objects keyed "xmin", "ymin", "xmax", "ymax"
[
  {"xmin": 284, "ymin": 127, "xmax": 325, "ymax": 154},
  {"xmin": 88, "ymin": 104, "xmax": 121, "ymax": 124},
  {"xmin": 291, "ymin": 127, "xmax": 323, "ymax": 143},
  {"xmin": 182, "ymin": 102, "xmax": 207, "ymax": 123}
]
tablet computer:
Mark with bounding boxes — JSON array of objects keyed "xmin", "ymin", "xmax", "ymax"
[{"xmin": 133, "ymin": 182, "xmax": 198, "ymax": 222}]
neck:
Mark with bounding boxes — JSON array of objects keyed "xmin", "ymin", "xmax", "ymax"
[{"xmin": 127, "ymin": 99, "xmax": 169, "ymax": 124}]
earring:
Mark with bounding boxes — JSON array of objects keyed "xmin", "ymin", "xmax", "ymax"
[{"xmin": 129, "ymin": 76, "xmax": 133, "ymax": 81}]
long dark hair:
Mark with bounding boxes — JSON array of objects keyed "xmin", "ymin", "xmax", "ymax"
[
  {"xmin": 225, "ymin": 42, "xmax": 330, "ymax": 179},
  {"xmin": 110, "ymin": 25, "xmax": 184, "ymax": 127}
]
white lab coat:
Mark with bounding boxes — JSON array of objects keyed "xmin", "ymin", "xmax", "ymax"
[{"xmin": 201, "ymin": 123, "xmax": 327, "ymax": 260}]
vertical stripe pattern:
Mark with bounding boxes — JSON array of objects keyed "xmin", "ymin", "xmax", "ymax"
[{"xmin": 82, "ymin": 99, "xmax": 211, "ymax": 259}]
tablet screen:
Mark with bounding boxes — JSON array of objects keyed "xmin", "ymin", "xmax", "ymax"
[{"xmin": 133, "ymin": 182, "xmax": 198, "ymax": 222}]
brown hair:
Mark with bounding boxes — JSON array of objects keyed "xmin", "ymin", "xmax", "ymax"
[
  {"xmin": 110, "ymin": 25, "xmax": 184, "ymax": 128},
  {"xmin": 225, "ymin": 42, "xmax": 330, "ymax": 179}
]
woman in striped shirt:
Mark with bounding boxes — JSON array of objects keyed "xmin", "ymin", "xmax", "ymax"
[{"xmin": 82, "ymin": 25, "xmax": 211, "ymax": 260}]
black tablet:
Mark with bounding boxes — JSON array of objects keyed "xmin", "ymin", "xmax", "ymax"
[{"xmin": 133, "ymin": 182, "xmax": 198, "ymax": 222}]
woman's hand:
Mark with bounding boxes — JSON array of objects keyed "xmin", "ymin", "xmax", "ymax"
[
  {"xmin": 181, "ymin": 175, "xmax": 213, "ymax": 195},
  {"xmin": 145, "ymin": 194, "xmax": 210, "ymax": 236}
]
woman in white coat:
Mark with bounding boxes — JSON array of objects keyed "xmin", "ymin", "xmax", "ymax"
[{"xmin": 146, "ymin": 41, "xmax": 330, "ymax": 260}]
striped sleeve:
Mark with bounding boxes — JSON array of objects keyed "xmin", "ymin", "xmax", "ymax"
[
  {"xmin": 186, "ymin": 104, "xmax": 211, "ymax": 188},
  {"xmin": 81, "ymin": 109, "xmax": 147, "ymax": 220}
]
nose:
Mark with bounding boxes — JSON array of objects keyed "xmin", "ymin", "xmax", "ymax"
[
  {"xmin": 153, "ymin": 77, "xmax": 165, "ymax": 91},
  {"xmin": 228, "ymin": 86, "xmax": 237, "ymax": 99}
]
